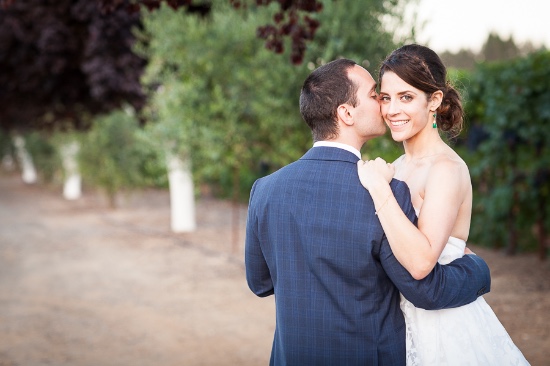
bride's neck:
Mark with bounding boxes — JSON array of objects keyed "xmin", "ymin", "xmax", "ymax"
[{"xmin": 403, "ymin": 133, "xmax": 446, "ymax": 161}]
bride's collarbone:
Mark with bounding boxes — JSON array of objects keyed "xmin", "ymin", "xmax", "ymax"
[{"xmin": 394, "ymin": 163, "xmax": 430, "ymax": 185}]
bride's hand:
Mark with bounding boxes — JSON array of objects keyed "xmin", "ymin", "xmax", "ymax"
[{"xmin": 357, "ymin": 157, "xmax": 395, "ymax": 191}]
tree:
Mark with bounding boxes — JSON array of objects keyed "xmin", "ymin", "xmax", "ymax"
[
  {"xmin": 463, "ymin": 50, "xmax": 550, "ymax": 260},
  {"xmin": 138, "ymin": 0, "xmax": 408, "ymax": 194},
  {"xmin": 0, "ymin": 0, "xmax": 146, "ymax": 132},
  {"xmin": 3, "ymin": 0, "xmax": 327, "ymax": 65},
  {"xmin": 78, "ymin": 109, "xmax": 145, "ymax": 208},
  {"xmin": 440, "ymin": 49, "xmax": 479, "ymax": 70},
  {"xmin": 439, "ymin": 33, "xmax": 545, "ymax": 70},
  {"xmin": 480, "ymin": 32, "xmax": 520, "ymax": 63},
  {"xmin": 137, "ymin": 1, "xmax": 311, "ymax": 238},
  {"xmin": 136, "ymin": 0, "xmax": 408, "ymax": 241}
]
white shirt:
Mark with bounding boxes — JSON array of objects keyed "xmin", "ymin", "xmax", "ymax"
[{"xmin": 313, "ymin": 141, "xmax": 362, "ymax": 160}]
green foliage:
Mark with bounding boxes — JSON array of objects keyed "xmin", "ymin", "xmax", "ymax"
[
  {"xmin": 78, "ymin": 109, "xmax": 163, "ymax": 206},
  {"xmin": 137, "ymin": 0, "xmax": 407, "ymax": 201},
  {"xmin": 24, "ymin": 132, "xmax": 61, "ymax": 183},
  {"xmin": 0, "ymin": 129, "xmax": 14, "ymax": 162},
  {"xmin": 304, "ymin": 0, "xmax": 404, "ymax": 70},
  {"xmin": 138, "ymin": 1, "xmax": 310, "ymax": 199},
  {"xmin": 463, "ymin": 50, "xmax": 550, "ymax": 256}
]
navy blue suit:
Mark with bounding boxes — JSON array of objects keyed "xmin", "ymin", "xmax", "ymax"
[{"xmin": 245, "ymin": 147, "xmax": 490, "ymax": 365}]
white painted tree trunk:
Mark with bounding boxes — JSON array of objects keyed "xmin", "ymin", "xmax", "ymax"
[
  {"xmin": 60, "ymin": 141, "xmax": 82, "ymax": 200},
  {"xmin": 167, "ymin": 154, "xmax": 196, "ymax": 232},
  {"xmin": 12, "ymin": 135, "xmax": 37, "ymax": 184},
  {"xmin": 1, "ymin": 151, "xmax": 15, "ymax": 172}
]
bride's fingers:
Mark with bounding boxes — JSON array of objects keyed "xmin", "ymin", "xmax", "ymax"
[
  {"xmin": 358, "ymin": 159, "xmax": 391, "ymax": 170},
  {"xmin": 358, "ymin": 159, "xmax": 393, "ymax": 176}
]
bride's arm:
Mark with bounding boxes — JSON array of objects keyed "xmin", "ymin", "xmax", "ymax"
[{"xmin": 358, "ymin": 158, "xmax": 467, "ymax": 279}]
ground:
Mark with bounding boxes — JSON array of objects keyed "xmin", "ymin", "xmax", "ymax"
[{"xmin": 0, "ymin": 172, "xmax": 548, "ymax": 366}]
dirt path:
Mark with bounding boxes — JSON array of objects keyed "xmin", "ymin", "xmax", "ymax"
[{"xmin": 0, "ymin": 173, "xmax": 548, "ymax": 365}]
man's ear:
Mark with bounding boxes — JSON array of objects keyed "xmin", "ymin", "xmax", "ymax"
[{"xmin": 337, "ymin": 104, "xmax": 354, "ymax": 126}]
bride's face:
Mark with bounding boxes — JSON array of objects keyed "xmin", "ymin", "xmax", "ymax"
[{"xmin": 378, "ymin": 71, "xmax": 433, "ymax": 142}]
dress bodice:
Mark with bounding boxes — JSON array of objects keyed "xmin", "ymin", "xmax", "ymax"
[{"xmin": 438, "ymin": 236, "xmax": 466, "ymax": 265}]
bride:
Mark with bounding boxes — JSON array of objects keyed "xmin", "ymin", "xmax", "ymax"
[{"xmin": 357, "ymin": 44, "xmax": 530, "ymax": 365}]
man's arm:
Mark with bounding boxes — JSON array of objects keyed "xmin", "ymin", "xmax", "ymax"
[
  {"xmin": 380, "ymin": 244, "xmax": 490, "ymax": 309},
  {"xmin": 380, "ymin": 180, "xmax": 490, "ymax": 310},
  {"xmin": 245, "ymin": 180, "xmax": 274, "ymax": 297}
]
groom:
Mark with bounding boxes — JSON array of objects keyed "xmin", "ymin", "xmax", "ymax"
[{"xmin": 245, "ymin": 58, "xmax": 490, "ymax": 365}]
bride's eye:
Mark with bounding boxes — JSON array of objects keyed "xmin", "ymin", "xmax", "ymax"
[{"xmin": 401, "ymin": 94, "xmax": 413, "ymax": 102}]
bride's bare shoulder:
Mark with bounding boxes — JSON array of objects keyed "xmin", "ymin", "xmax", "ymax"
[
  {"xmin": 430, "ymin": 151, "xmax": 471, "ymax": 186},
  {"xmin": 392, "ymin": 154, "xmax": 406, "ymax": 165},
  {"xmin": 439, "ymin": 149, "xmax": 469, "ymax": 170}
]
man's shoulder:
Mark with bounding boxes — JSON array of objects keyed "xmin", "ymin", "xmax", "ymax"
[
  {"xmin": 251, "ymin": 158, "xmax": 303, "ymax": 191},
  {"xmin": 259, "ymin": 159, "xmax": 301, "ymax": 180}
]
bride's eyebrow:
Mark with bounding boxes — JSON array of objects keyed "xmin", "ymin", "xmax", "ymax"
[{"xmin": 397, "ymin": 90, "xmax": 417, "ymax": 96}]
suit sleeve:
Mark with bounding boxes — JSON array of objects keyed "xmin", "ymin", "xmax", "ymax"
[
  {"xmin": 245, "ymin": 180, "xmax": 274, "ymax": 297},
  {"xmin": 379, "ymin": 181, "xmax": 491, "ymax": 310}
]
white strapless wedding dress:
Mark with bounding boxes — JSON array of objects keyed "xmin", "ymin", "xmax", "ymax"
[{"xmin": 401, "ymin": 235, "xmax": 530, "ymax": 365}]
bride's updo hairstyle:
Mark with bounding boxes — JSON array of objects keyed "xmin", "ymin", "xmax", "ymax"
[{"xmin": 379, "ymin": 44, "xmax": 463, "ymax": 136}]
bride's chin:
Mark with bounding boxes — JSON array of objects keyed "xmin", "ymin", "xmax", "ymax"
[{"xmin": 390, "ymin": 132, "xmax": 406, "ymax": 142}]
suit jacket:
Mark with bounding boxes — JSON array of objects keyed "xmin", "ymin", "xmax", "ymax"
[{"xmin": 245, "ymin": 147, "xmax": 490, "ymax": 366}]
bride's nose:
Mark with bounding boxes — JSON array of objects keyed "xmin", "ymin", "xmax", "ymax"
[{"xmin": 386, "ymin": 100, "xmax": 400, "ymax": 116}]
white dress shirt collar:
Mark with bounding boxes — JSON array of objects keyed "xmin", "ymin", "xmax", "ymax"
[{"xmin": 313, "ymin": 141, "xmax": 361, "ymax": 159}]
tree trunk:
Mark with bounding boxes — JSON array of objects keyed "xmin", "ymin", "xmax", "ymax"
[
  {"xmin": 1, "ymin": 151, "xmax": 15, "ymax": 171},
  {"xmin": 60, "ymin": 141, "xmax": 82, "ymax": 200},
  {"xmin": 506, "ymin": 190, "xmax": 519, "ymax": 255},
  {"xmin": 167, "ymin": 154, "xmax": 196, "ymax": 233},
  {"xmin": 231, "ymin": 166, "xmax": 240, "ymax": 254},
  {"xmin": 536, "ymin": 197, "xmax": 548, "ymax": 261},
  {"xmin": 12, "ymin": 135, "xmax": 37, "ymax": 184}
]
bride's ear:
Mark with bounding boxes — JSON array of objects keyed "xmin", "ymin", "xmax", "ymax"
[
  {"xmin": 337, "ymin": 104, "xmax": 354, "ymax": 126},
  {"xmin": 430, "ymin": 90, "xmax": 443, "ymax": 111}
]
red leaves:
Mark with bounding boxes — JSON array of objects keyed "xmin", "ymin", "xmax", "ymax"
[
  {"xmin": 0, "ymin": 0, "xmax": 146, "ymax": 131},
  {"xmin": 5, "ymin": 0, "xmax": 324, "ymax": 65},
  {"xmin": 102, "ymin": 0, "xmax": 324, "ymax": 65},
  {"xmin": 0, "ymin": 0, "xmax": 15, "ymax": 9},
  {"xmin": 254, "ymin": 0, "xmax": 323, "ymax": 64}
]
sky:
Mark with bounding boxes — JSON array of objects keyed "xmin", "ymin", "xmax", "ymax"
[{"xmin": 406, "ymin": 0, "xmax": 550, "ymax": 53}]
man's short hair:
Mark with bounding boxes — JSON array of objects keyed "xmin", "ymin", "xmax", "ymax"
[{"xmin": 300, "ymin": 59, "xmax": 359, "ymax": 141}]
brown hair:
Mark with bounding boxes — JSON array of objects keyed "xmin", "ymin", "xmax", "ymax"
[
  {"xmin": 379, "ymin": 44, "xmax": 463, "ymax": 136},
  {"xmin": 300, "ymin": 58, "xmax": 359, "ymax": 141}
]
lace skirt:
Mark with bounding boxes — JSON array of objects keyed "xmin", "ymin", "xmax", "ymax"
[{"xmin": 401, "ymin": 295, "xmax": 530, "ymax": 365}]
